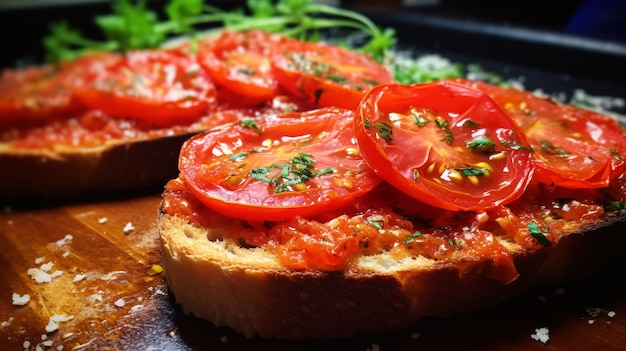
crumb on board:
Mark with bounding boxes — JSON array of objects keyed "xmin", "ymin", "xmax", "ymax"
[
  {"xmin": 12, "ymin": 292, "xmax": 30, "ymax": 306},
  {"xmin": 123, "ymin": 222, "xmax": 135, "ymax": 234},
  {"xmin": 530, "ymin": 327, "xmax": 550, "ymax": 344}
]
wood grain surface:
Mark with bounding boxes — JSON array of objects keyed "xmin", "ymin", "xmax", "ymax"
[{"xmin": 1, "ymin": 191, "xmax": 625, "ymax": 351}]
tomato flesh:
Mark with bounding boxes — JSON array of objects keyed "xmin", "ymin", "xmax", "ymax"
[
  {"xmin": 197, "ymin": 30, "xmax": 287, "ymax": 102},
  {"xmin": 180, "ymin": 107, "xmax": 381, "ymax": 222},
  {"xmin": 271, "ymin": 40, "xmax": 394, "ymax": 110},
  {"xmin": 450, "ymin": 78, "xmax": 626, "ymax": 188},
  {"xmin": 355, "ymin": 81, "xmax": 535, "ymax": 211},
  {"xmin": 75, "ymin": 49, "xmax": 216, "ymax": 126}
]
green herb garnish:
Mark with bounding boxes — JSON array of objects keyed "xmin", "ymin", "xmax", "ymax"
[
  {"xmin": 249, "ymin": 152, "xmax": 334, "ymax": 193},
  {"xmin": 467, "ymin": 137, "xmax": 496, "ymax": 153},
  {"xmin": 527, "ymin": 221, "xmax": 551, "ymax": 246},
  {"xmin": 374, "ymin": 121, "xmax": 393, "ymax": 143},
  {"xmin": 43, "ymin": 0, "xmax": 396, "ymax": 64}
]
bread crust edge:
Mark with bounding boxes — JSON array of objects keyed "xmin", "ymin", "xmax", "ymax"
[{"xmin": 157, "ymin": 205, "xmax": 626, "ymax": 339}]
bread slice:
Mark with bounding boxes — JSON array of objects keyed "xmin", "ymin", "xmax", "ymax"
[
  {"xmin": 0, "ymin": 131, "xmax": 197, "ymax": 203},
  {"xmin": 158, "ymin": 179, "xmax": 626, "ymax": 339}
]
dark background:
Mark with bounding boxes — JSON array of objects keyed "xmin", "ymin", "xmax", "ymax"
[{"xmin": 1, "ymin": 0, "xmax": 625, "ymax": 69}]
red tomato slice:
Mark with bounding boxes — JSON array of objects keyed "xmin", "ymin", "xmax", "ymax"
[
  {"xmin": 180, "ymin": 107, "xmax": 381, "ymax": 222},
  {"xmin": 452, "ymin": 78, "xmax": 626, "ymax": 188},
  {"xmin": 355, "ymin": 81, "xmax": 535, "ymax": 212},
  {"xmin": 196, "ymin": 30, "xmax": 286, "ymax": 102},
  {"xmin": 0, "ymin": 53, "xmax": 121, "ymax": 126},
  {"xmin": 270, "ymin": 40, "xmax": 394, "ymax": 110},
  {"xmin": 75, "ymin": 49, "xmax": 216, "ymax": 126}
]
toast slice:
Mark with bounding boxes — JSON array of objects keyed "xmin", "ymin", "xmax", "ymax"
[{"xmin": 158, "ymin": 177, "xmax": 626, "ymax": 339}]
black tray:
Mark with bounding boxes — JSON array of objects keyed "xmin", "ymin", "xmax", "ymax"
[{"xmin": 362, "ymin": 9, "xmax": 626, "ymax": 109}]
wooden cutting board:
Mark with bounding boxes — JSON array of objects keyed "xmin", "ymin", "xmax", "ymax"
[{"xmin": 1, "ymin": 191, "xmax": 625, "ymax": 350}]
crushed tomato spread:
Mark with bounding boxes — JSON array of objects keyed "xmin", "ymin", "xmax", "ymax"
[{"xmin": 161, "ymin": 173, "xmax": 625, "ymax": 284}]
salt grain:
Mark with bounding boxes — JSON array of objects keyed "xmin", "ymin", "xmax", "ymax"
[
  {"xmin": 608, "ymin": 311, "xmax": 616, "ymax": 318},
  {"xmin": 530, "ymin": 327, "xmax": 550, "ymax": 344},
  {"xmin": 123, "ymin": 222, "xmax": 135, "ymax": 234}
]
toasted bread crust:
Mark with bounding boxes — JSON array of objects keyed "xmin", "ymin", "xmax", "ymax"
[
  {"xmin": 0, "ymin": 132, "xmax": 198, "ymax": 203},
  {"xmin": 158, "ymin": 206, "xmax": 626, "ymax": 339}
]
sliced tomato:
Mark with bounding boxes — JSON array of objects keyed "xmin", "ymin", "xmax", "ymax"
[
  {"xmin": 180, "ymin": 107, "xmax": 381, "ymax": 222},
  {"xmin": 0, "ymin": 53, "xmax": 121, "ymax": 126},
  {"xmin": 451, "ymin": 78, "xmax": 626, "ymax": 188},
  {"xmin": 270, "ymin": 39, "xmax": 394, "ymax": 110},
  {"xmin": 355, "ymin": 81, "xmax": 535, "ymax": 212},
  {"xmin": 196, "ymin": 30, "xmax": 287, "ymax": 102},
  {"xmin": 75, "ymin": 48, "xmax": 216, "ymax": 126}
]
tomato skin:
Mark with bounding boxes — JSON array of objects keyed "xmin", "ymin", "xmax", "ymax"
[
  {"xmin": 355, "ymin": 81, "xmax": 535, "ymax": 212},
  {"xmin": 450, "ymin": 78, "xmax": 626, "ymax": 188},
  {"xmin": 196, "ymin": 30, "xmax": 287, "ymax": 102},
  {"xmin": 0, "ymin": 53, "xmax": 121, "ymax": 126},
  {"xmin": 75, "ymin": 49, "xmax": 216, "ymax": 126},
  {"xmin": 180, "ymin": 107, "xmax": 381, "ymax": 222},
  {"xmin": 270, "ymin": 40, "xmax": 394, "ymax": 110}
]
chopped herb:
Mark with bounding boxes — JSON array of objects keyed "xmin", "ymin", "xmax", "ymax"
[
  {"xmin": 435, "ymin": 116, "xmax": 453, "ymax": 144},
  {"xmin": 404, "ymin": 231, "xmax": 422, "ymax": 244},
  {"xmin": 364, "ymin": 119, "xmax": 371, "ymax": 128},
  {"xmin": 374, "ymin": 121, "xmax": 393, "ymax": 143},
  {"xmin": 249, "ymin": 152, "xmax": 335, "ymax": 193},
  {"xmin": 541, "ymin": 140, "xmax": 570, "ymax": 156},
  {"xmin": 241, "ymin": 119, "xmax": 262, "ymax": 134},
  {"xmin": 606, "ymin": 201, "xmax": 626, "ymax": 211},
  {"xmin": 367, "ymin": 220, "xmax": 383, "ymax": 229},
  {"xmin": 456, "ymin": 167, "xmax": 489, "ymax": 177},
  {"xmin": 228, "ymin": 152, "xmax": 248, "ymax": 161},
  {"xmin": 528, "ymin": 221, "xmax": 551, "ymax": 246},
  {"xmin": 413, "ymin": 169, "xmax": 419, "ymax": 181},
  {"xmin": 502, "ymin": 140, "xmax": 534, "ymax": 152},
  {"xmin": 467, "ymin": 137, "xmax": 496, "ymax": 153},
  {"xmin": 611, "ymin": 148, "xmax": 625, "ymax": 161},
  {"xmin": 326, "ymin": 74, "xmax": 348, "ymax": 83},
  {"xmin": 411, "ymin": 111, "xmax": 430, "ymax": 127}
]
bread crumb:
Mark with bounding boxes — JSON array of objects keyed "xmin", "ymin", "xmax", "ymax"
[
  {"xmin": 98, "ymin": 217, "xmax": 108, "ymax": 224},
  {"xmin": 12, "ymin": 292, "xmax": 30, "ymax": 306},
  {"xmin": 589, "ymin": 319, "xmax": 595, "ymax": 324},
  {"xmin": 114, "ymin": 298, "xmax": 125, "ymax": 307},
  {"xmin": 530, "ymin": 327, "xmax": 550, "ymax": 344},
  {"xmin": 123, "ymin": 222, "xmax": 135, "ymax": 234},
  {"xmin": 608, "ymin": 311, "xmax": 616, "ymax": 318},
  {"xmin": 73, "ymin": 274, "xmax": 87, "ymax": 283}
]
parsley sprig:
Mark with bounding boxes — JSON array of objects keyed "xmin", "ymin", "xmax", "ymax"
[{"xmin": 43, "ymin": 0, "xmax": 396, "ymax": 63}]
